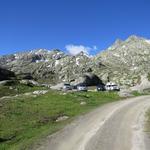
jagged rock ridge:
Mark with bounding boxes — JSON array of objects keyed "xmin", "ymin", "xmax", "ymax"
[{"xmin": 0, "ymin": 35, "xmax": 150, "ymax": 88}]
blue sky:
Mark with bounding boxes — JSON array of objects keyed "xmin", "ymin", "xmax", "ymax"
[{"xmin": 0, "ymin": 0, "xmax": 150, "ymax": 55}]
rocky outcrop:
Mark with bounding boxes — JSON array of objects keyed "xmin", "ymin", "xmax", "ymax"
[
  {"xmin": 73, "ymin": 73, "xmax": 104, "ymax": 86},
  {"xmin": 1, "ymin": 35, "xmax": 150, "ymax": 88},
  {"xmin": 0, "ymin": 67, "xmax": 15, "ymax": 81},
  {"xmin": 0, "ymin": 49, "xmax": 92, "ymax": 84},
  {"xmin": 19, "ymin": 80, "xmax": 40, "ymax": 86},
  {"xmin": 94, "ymin": 35, "xmax": 150, "ymax": 86},
  {"xmin": 130, "ymin": 75, "xmax": 150, "ymax": 92}
]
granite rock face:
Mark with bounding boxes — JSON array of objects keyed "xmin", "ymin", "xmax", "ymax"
[
  {"xmin": 1, "ymin": 35, "xmax": 150, "ymax": 89},
  {"xmin": 95, "ymin": 35, "xmax": 150, "ymax": 87}
]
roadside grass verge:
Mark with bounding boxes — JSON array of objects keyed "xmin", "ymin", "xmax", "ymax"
[
  {"xmin": 131, "ymin": 91, "xmax": 145, "ymax": 96},
  {"xmin": 145, "ymin": 109, "xmax": 150, "ymax": 133},
  {"xmin": 131, "ymin": 90, "xmax": 150, "ymax": 97},
  {"xmin": 0, "ymin": 90, "xmax": 121, "ymax": 150}
]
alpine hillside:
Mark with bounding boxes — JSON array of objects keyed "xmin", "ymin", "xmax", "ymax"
[{"xmin": 1, "ymin": 35, "xmax": 150, "ymax": 89}]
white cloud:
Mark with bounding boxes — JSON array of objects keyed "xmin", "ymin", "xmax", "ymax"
[
  {"xmin": 65, "ymin": 44, "xmax": 96, "ymax": 55},
  {"xmin": 93, "ymin": 45, "xmax": 98, "ymax": 50}
]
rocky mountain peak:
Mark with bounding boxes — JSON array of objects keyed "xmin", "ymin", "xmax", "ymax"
[
  {"xmin": 126, "ymin": 35, "xmax": 144, "ymax": 42},
  {"xmin": 30, "ymin": 49, "xmax": 49, "ymax": 54},
  {"xmin": 108, "ymin": 39, "xmax": 124, "ymax": 50},
  {"xmin": 114, "ymin": 39, "xmax": 123, "ymax": 45},
  {"xmin": 52, "ymin": 49, "xmax": 62, "ymax": 52},
  {"xmin": 1, "ymin": 35, "xmax": 150, "ymax": 88},
  {"xmin": 76, "ymin": 51, "xmax": 89, "ymax": 57}
]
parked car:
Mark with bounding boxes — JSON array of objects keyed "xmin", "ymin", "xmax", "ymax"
[
  {"xmin": 63, "ymin": 83, "xmax": 72, "ymax": 91},
  {"xmin": 105, "ymin": 82, "xmax": 120, "ymax": 91},
  {"xmin": 77, "ymin": 84, "xmax": 88, "ymax": 92},
  {"xmin": 72, "ymin": 85, "xmax": 77, "ymax": 90},
  {"xmin": 97, "ymin": 84, "xmax": 105, "ymax": 91}
]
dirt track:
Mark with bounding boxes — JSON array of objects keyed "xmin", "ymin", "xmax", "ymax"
[{"xmin": 37, "ymin": 96, "xmax": 150, "ymax": 150}]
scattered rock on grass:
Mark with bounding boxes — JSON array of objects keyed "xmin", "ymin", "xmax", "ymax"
[
  {"xmin": 33, "ymin": 90, "xmax": 48, "ymax": 95},
  {"xmin": 118, "ymin": 89, "xmax": 133, "ymax": 97},
  {"xmin": 20, "ymin": 80, "xmax": 40, "ymax": 86},
  {"xmin": 0, "ymin": 96, "xmax": 12, "ymax": 100},
  {"xmin": 80, "ymin": 101, "xmax": 87, "ymax": 105},
  {"xmin": 23, "ymin": 92, "xmax": 32, "ymax": 96},
  {"xmin": 50, "ymin": 83, "xmax": 64, "ymax": 90},
  {"xmin": 9, "ymin": 86, "xmax": 13, "ymax": 90},
  {"xmin": 56, "ymin": 116, "xmax": 69, "ymax": 122},
  {"xmin": 59, "ymin": 92, "xmax": 67, "ymax": 95}
]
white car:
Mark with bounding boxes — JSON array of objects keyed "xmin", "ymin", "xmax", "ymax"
[
  {"xmin": 77, "ymin": 85, "xmax": 88, "ymax": 91},
  {"xmin": 105, "ymin": 82, "xmax": 120, "ymax": 91}
]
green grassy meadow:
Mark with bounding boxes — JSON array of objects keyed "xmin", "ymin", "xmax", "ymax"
[
  {"xmin": 0, "ymin": 82, "xmax": 47, "ymax": 98},
  {"xmin": 0, "ymin": 85, "xmax": 121, "ymax": 150}
]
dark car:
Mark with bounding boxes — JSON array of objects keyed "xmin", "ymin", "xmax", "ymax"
[
  {"xmin": 97, "ymin": 85, "xmax": 105, "ymax": 91},
  {"xmin": 72, "ymin": 85, "xmax": 77, "ymax": 89}
]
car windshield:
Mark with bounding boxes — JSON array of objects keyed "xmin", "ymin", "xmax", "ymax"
[
  {"xmin": 64, "ymin": 84, "xmax": 70, "ymax": 86},
  {"xmin": 79, "ymin": 85, "xmax": 86, "ymax": 87},
  {"xmin": 106, "ymin": 85, "xmax": 117, "ymax": 87},
  {"xmin": 97, "ymin": 85, "xmax": 103, "ymax": 87}
]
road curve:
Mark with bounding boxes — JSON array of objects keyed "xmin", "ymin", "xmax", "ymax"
[{"xmin": 37, "ymin": 96, "xmax": 150, "ymax": 150}]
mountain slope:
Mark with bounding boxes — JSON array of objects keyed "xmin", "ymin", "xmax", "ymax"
[
  {"xmin": 0, "ymin": 35, "xmax": 150, "ymax": 87},
  {"xmin": 95, "ymin": 35, "xmax": 150, "ymax": 86}
]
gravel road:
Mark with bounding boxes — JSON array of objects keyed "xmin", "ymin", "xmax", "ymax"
[{"xmin": 37, "ymin": 96, "xmax": 150, "ymax": 150}]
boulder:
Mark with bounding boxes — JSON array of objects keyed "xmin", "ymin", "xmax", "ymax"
[
  {"xmin": 0, "ymin": 67, "xmax": 15, "ymax": 81},
  {"xmin": 33, "ymin": 90, "xmax": 48, "ymax": 95},
  {"xmin": 118, "ymin": 89, "xmax": 133, "ymax": 97},
  {"xmin": 130, "ymin": 75, "xmax": 150, "ymax": 92},
  {"xmin": 80, "ymin": 101, "xmax": 87, "ymax": 105},
  {"xmin": 19, "ymin": 80, "xmax": 40, "ymax": 86},
  {"xmin": 56, "ymin": 116, "xmax": 69, "ymax": 122},
  {"xmin": 50, "ymin": 83, "xmax": 64, "ymax": 90},
  {"xmin": 73, "ymin": 73, "xmax": 104, "ymax": 86}
]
